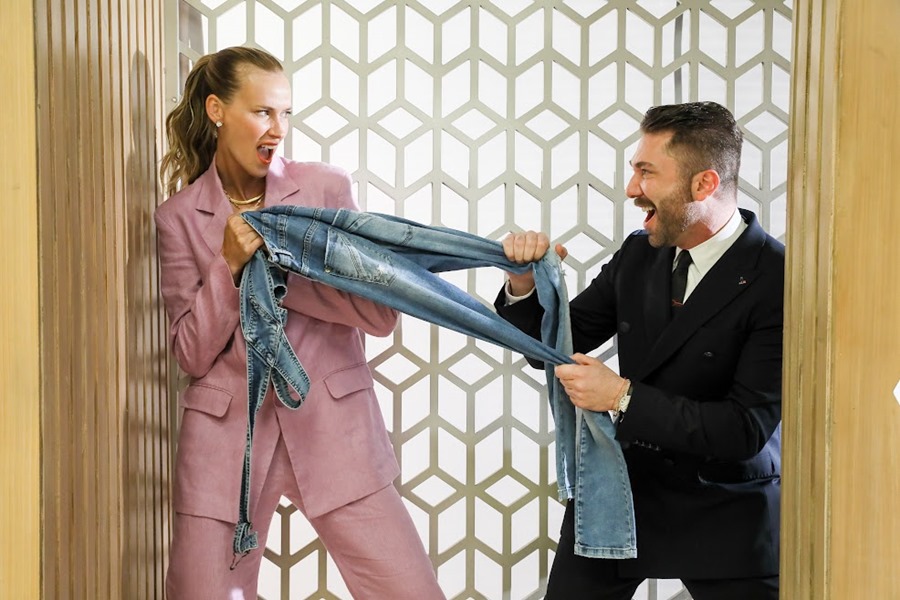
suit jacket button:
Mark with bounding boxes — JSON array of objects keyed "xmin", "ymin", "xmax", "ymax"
[
  {"xmin": 619, "ymin": 321, "xmax": 631, "ymax": 333},
  {"xmin": 703, "ymin": 351, "xmax": 714, "ymax": 359}
]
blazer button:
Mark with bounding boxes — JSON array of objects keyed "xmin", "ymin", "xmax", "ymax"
[
  {"xmin": 619, "ymin": 321, "xmax": 631, "ymax": 333},
  {"xmin": 703, "ymin": 351, "xmax": 714, "ymax": 359}
]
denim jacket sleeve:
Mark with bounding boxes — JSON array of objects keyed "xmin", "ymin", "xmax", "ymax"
[
  {"xmin": 155, "ymin": 209, "xmax": 241, "ymax": 378},
  {"xmin": 277, "ymin": 164, "xmax": 399, "ymax": 336}
]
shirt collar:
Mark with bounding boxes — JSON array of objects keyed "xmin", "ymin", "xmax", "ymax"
[{"xmin": 675, "ymin": 207, "xmax": 746, "ymax": 276}]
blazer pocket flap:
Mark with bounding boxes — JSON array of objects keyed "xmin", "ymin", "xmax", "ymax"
[
  {"xmin": 180, "ymin": 383, "xmax": 233, "ymax": 417},
  {"xmin": 323, "ymin": 363, "xmax": 375, "ymax": 399},
  {"xmin": 699, "ymin": 453, "xmax": 779, "ymax": 484}
]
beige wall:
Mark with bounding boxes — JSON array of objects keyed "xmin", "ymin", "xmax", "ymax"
[
  {"xmin": 783, "ymin": 0, "xmax": 900, "ymax": 597},
  {"xmin": 32, "ymin": 0, "xmax": 173, "ymax": 597},
  {"xmin": 0, "ymin": 0, "xmax": 40, "ymax": 597}
]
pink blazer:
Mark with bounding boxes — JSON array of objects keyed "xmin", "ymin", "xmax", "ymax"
[{"xmin": 155, "ymin": 156, "xmax": 401, "ymax": 522}]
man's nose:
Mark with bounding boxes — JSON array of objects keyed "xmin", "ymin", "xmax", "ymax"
[{"xmin": 624, "ymin": 172, "xmax": 641, "ymax": 199}]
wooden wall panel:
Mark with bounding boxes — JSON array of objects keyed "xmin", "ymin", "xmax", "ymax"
[
  {"xmin": 34, "ymin": 0, "xmax": 172, "ymax": 598},
  {"xmin": 829, "ymin": 0, "xmax": 900, "ymax": 596},
  {"xmin": 0, "ymin": 0, "xmax": 40, "ymax": 597},
  {"xmin": 785, "ymin": 0, "xmax": 900, "ymax": 597}
]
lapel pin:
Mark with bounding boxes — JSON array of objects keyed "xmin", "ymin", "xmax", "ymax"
[{"xmin": 738, "ymin": 276, "xmax": 747, "ymax": 286}]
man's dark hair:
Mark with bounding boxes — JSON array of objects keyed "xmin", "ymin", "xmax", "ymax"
[{"xmin": 640, "ymin": 101, "xmax": 743, "ymax": 197}]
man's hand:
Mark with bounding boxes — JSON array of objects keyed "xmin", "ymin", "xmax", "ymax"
[
  {"xmin": 501, "ymin": 231, "xmax": 568, "ymax": 296},
  {"xmin": 555, "ymin": 354, "xmax": 628, "ymax": 412}
]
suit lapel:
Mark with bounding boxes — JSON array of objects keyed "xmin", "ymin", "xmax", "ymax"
[
  {"xmin": 196, "ymin": 159, "xmax": 232, "ymax": 256},
  {"xmin": 643, "ymin": 246, "xmax": 676, "ymax": 345},
  {"xmin": 635, "ymin": 210, "xmax": 766, "ymax": 380},
  {"xmin": 263, "ymin": 156, "xmax": 301, "ymax": 206},
  {"xmin": 197, "ymin": 156, "xmax": 301, "ymax": 255}
]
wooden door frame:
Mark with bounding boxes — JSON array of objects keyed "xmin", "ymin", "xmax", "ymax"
[
  {"xmin": 783, "ymin": 1, "xmax": 900, "ymax": 598},
  {"xmin": 0, "ymin": 0, "xmax": 41, "ymax": 597}
]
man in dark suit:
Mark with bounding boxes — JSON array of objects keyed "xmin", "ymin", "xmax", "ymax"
[{"xmin": 497, "ymin": 102, "xmax": 783, "ymax": 600}]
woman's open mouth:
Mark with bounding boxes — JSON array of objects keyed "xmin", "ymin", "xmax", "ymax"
[{"xmin": 257, "ymin": 145, "xmax": 275, "ymax": 164}]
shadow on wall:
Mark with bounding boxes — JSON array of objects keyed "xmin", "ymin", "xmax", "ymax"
[{"xmin": 123, "ymin": 48, "xmax": 173, "ymax": 598}]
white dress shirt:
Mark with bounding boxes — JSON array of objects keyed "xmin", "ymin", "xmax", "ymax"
[{"xmin": 675, "ymin": 207, "xmax": 746, "ymax": 302}]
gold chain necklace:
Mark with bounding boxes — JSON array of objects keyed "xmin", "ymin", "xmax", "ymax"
[{"xmin": 225, "ymin": 190, "xmax": 265, "ymax": 207}]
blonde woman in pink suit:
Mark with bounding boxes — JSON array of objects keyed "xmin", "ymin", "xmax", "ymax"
[{"xmin": 155, "ymin": 46, "xmax": 445, "ymax": 600}]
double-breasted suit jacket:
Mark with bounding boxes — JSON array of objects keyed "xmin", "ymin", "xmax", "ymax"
[
  {"xmin": 498, "ymin": 209, "xmax": 784, "ymax": 579},
  {"xmin": 155, "ymin": 156, "xmax": 400, "ymax": 524}
]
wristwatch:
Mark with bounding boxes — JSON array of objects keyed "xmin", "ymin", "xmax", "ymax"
[{"xmin": 614, "ymin": 382, "xmax": 634, "ymax": 421}]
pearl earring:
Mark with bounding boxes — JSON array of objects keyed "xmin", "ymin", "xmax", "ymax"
[{"xmin": 216, "ymin": 121, "xmax": 222, "ymax": 128}]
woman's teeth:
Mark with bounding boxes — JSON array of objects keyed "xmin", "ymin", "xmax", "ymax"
[{"xmin": 257, "ymin": 146, "xmax": 274, "ymax": 163}]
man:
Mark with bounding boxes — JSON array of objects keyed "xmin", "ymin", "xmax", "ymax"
[{"xmin": 497, "ymin": 102, "xmax": 783, "ymax": 600}]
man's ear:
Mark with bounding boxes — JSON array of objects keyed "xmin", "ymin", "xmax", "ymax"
[
  {"xmin": 205, "ymin": 94, "xmax": 224, "ymax": 126},
  {"xmin": 692, "ymin": 169, "xmax": 720, "ymax": 201}
]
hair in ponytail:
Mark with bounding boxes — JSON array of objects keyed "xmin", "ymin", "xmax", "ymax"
[{"xmin": 159, "ymin": 46, "xmax": 283, "ymax": 196}]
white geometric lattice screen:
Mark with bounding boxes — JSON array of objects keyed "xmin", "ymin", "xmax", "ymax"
[{"xmin": 166, "ymin": 2, "xmax": 792, "ymax": 599}]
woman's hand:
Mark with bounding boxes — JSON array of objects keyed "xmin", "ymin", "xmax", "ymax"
[{"xmin": 221, "ymin": 212, "xmax": 264, "ymax": 284}]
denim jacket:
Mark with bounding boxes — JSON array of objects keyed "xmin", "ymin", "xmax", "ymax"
[{"xmin": 236, "ymin": 206, "xmax": 636, "ymax": 559}]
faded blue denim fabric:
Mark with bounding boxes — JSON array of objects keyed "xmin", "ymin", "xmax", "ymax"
[
  {"xmin": 236, "ymin": 205, "xmax": 636, "ymax": 560},
  {"xmin": 233, "ymin": 247, "xmax": 310, "ymax": 558}
]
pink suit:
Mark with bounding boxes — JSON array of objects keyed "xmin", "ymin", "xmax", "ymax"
[{"xmin": 155, "ymin": 156, "xmax": 444, "ymax": 599}]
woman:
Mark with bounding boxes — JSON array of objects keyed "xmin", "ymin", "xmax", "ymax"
[{"xmin": 156, "ymin": 46, "xmax": 444, "ymax": 599}]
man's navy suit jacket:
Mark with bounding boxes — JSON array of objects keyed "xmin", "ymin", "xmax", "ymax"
[{"xmin": 497, "ymin": 209, "xmax": 784, "ymax": 579}]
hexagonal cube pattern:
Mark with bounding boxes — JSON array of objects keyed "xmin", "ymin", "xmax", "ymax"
[{"xmin": 171, "ymin": 2, "xmax": 793, "ymax": 598}]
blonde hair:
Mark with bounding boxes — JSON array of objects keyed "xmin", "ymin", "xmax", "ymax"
[{"xmin": 159, "ymin": 46, "xmax": 283, "ymax": 196}]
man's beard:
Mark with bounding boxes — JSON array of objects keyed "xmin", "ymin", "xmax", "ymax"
[{"xmin": 647, "ymin": 184, "xmax": 695, "ymax": 248}]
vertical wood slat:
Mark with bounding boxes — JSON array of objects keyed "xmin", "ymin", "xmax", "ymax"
[
  {"xmin": 782, "ymin": 1, "xmax": 838, "ymax": 598},
  {"xmin": 34, "ymin": 0, "xmax": 172, "ymax": 597},
  {"xmin": 0, "ymin": 0, "xmax": 40, "ymax": 597}
]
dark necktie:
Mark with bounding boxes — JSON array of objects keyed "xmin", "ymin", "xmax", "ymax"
[{"xmin": 671, "ymin": 250, "xmax": 692, "ymax": 311}]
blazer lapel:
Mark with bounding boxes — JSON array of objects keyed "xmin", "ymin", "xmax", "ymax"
[
  {"xmin": 197, "ymin": 155, "xmax": 302, "ymax": 255},
  {"xmin": 643, "ymin": 246, "xmax": 676, "ymax": 345},
  {"xmin": 263, "ymin": 156, "xmax": 301, "ymax": 206},
  {"xmin": 196, "ymin": 159, "xmax": 233, "ymax": 256},
  {"xmin": 636, "ymin": 211, "xmax": 766, "ymax": 380}
]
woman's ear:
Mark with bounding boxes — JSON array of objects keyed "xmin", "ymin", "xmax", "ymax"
[
  {"xmin": 692, "ymin": 169, "xmax": 720, "ymax": 201},
  {"xmin": 205, "ymin": 94, "xmax": 224, "ymax": 127}
]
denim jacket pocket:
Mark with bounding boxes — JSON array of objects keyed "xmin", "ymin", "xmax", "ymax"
[
  {"xmin": 180, "ymin": 383, "xmax": 233, "ymax": 417},
  {"xmin": 323, "ymin": 362, "xmax": 375, "ymax": 399},
  {"xmin": 324, "ymin": 229, "xmax": 395, "ymax": 285}
]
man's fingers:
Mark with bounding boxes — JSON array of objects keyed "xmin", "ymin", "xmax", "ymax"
[{"xmin": 502, "ymin": 231, "xmax": 551, "ymax": 263}]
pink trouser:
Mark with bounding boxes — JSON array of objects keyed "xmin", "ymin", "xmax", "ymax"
[{"xmin": 166, "ymin": 436, "xmax": 445, "ymax": 599}]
